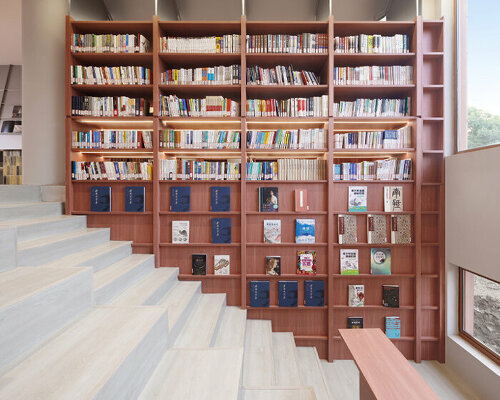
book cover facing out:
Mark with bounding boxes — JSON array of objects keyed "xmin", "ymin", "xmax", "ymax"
[
  {"xmin": 295, "ymin": 219, "xmax": 316, "ymax": 243},
  {"xmin": 296, "ymin": 250, "xmax": 317, "ymax": 275},
  {"xmin": 214, "ymin": 255, "xmax": 230, "ymax": 275},
  {"xmin": 348, "ymin": 317, "xmax": 364, "ymax": 329},
  {"xmin": 264, "ymin": 220, "xmax": 281, "ymax": 243},
  {"xmin": 370, "ymin": 248, "xmax": 391, "ymax": 275},
  {"xmin": 250, "ymin": 281, "xmax": 270, "ymax": 307},
  {"xmin": 294, "ymin": 189, "xmax": 309, "ymax": 211},
  {"xmin": 340, "ymin": 249, "xmax": 359, "ymax": 275},
  {"xmin": 382, "ymin": 285, "xmax": 399, "ymax": 308},
  {"xmin": 348, "ymin": 285, "xmax": 365, "ymax": 307},
  {"xmin": 211, "ymin": 218, "xmax": 232, "ymax": 244},
  {"xmin": 259, "ymin": 187, "xmax": 279, "ymax": 212},
  {"xmin": 125, "ymin": 186, "xmax": 145, "ymax": 212},
  {"xmin": 304, "ymin": 280, "xmax": 325, "ymax": 307},
  {"xmin": 385, "ymin": 316, "xmax": 401, "ymax": 338},
  {"xmin": 266, "ymin": 256, "xmax": 281, "ymax": 276},
  {"xmin": 172, "ymin": 221, "xmax": 189, "ymax": 243},
  {"xmin": 278, "ymin": 281, "xmax": 298, "ymax": 307},
  {"xmin": 90, "ymin": 186, "xmax": 111, "ymax": 212},
  {"xmin": 170, "ymin": 186, "xmax": 191, "ymax": 212},
  {"xmin": 192, "ymin": 254, "xmax": 207, "ymax": 275},
  {"xmin": 348, "ymin": 186, "xmax": 367, "ymax": 212},
  {"xmin": 211, "ymin": 186, "xmax": 231, "ymax": 212}
]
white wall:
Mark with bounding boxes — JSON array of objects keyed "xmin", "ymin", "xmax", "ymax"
[{"xmin": 0, "ymin": 0, "xmax": 22, "ymax": 65}]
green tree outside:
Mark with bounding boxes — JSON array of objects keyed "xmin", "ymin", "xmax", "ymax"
[{"xmin": 467, "ymin": 107, "xmax": 500, "ymax": 149}]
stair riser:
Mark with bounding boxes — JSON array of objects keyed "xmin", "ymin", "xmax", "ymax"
[
  {"xmin": 167, "ymin": 287, "xmax": 202, "ymax": 347},
  {"xmin": 16, "ymin": 216, "xmax": 87, "ymax": 243},
  {"xmin": 0, "ymin": 268, "xmax": 93, "ymax": 375},
  {"xmin": 0, "ymin": 227, "xmax": 16, "ymax": 272},
  {"xmin": 142, "ymin": 271, "xmax": 179, "ymax": 306},
  {"xmin": 208, "ymin": 301, "xmax": 227, "ymax": 347},
  {"xmin": 17, "ymin": 229, "xmax": 110, "ymax": 266},
  {"xmin": 0, "ymin": 203, "xmax": 63, "ymax": 222},
  {"xmin": 0, "ymin": 186, "xmax": 41, "ymax": 203},
  {"xmin": 77, "ymin": 243, "xmax": 132, "ymax": 272}
]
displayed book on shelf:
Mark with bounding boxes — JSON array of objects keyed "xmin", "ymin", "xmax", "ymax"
[
  {"xmin": 295, "ymin": 219, "xmax": 315, "ymax": 243},
  {"xmin": 90, "ymin": 186, "xmax": 111, "ymax": 212},
  {"xmin": 264, "ymin": 220, "xmax": 281, "ymax": 243},
  {"xmin": 367, "ymin": 214, "xmax": 387, "ymax": 244},
  {"xmin": 210, "ymin": 186, "xmax": 231, "ymax": 212},
  {"xmin": 391, "ymin": 214, "xmax": 412, "ymax": 244},
  {"xmin": 247, "ymin": 96, "xmax": 328, "ymax": 117},
  {"xmin": 348, "ymin": 284, "xmax": 365, "ymax": 307},
  {"xmin": 72, "ymin": 130, "xmax": 153, "ymax": 149},
  {"xmin": 124, "ymin": 186, "xmax": 145, "ymax": 212},
  {"xmin": 159, "ymin": 95, "xmax": 240, "ymax": 117},
  {"xmin": 382, "ymin": 285, "xmax": 400, "ymax": 308},
  {"xmin": 170, "ymin": 186, "xmax": 191, "ymax": 212},
  {"xmin": 333, "ymin": 159, "xmax": 412, "ymax": 181},
  {"xmin": 338, "ymin": 214, "xmax": 357, "ymax": 244},
  {"xmin": 70, "ymin": 65, "xmax": 151, "ymax": 85},
  {"xmin": 160, "ymin": 35, "xmax": 241, "ymax": 54},
  {"xmin": 295, "ymin": 189, "xmax": 309, "ymax": 212},
  {"xmin": 161, "ymin": 65, "xmax": 241, "ymax": 85},
  {"xmin": 370, "ymin": 248, "xmax": 391, "ymax": 275},
  {"xmin": 160, "ymin": 159, "xmax": 240, "ymax": 181},
  {"xmin": 334, "ymin": 34, "xmax": 410, "ymax": 54},
  {"xmin": 247, "ymin": 159, "xmax": 326, "ymax": 181},
  {"xmin": 384, "ymin": 186, "xmax": 403, "ymax": 212},
  {"xmin": 334, "ymin": 127, "xmax": 411, "ymax": 149},
  {"xmin": 72, "ymin": 160, "xmax": 153, "ymax": 181},
  {"xmin": 333, "ymin": 98, "xmax": 411, "ymax": 117},
  {"xmin": 348, "ymin": 186, "xmax": 367, "ymax": 212},
  {"xmin": 348, "ymin": 317, "xmax": 363, "ymax": 329},
  {"xmin": 247, "ymin": 65, "xmax": 320, "ymax": 86},
  {"xmin": 340, "ymin": 249, "xmax": 359, "ymax": 275},
  {"xmin": 334, "ymin": 65, "xmax": 413, "ymax": 85},
  {"xmin": 385, "ymin": 316, "xmax": 401, "ymax": 338},
  {"xmin": 259, "ymin": 187, "xmax": 279, "ymax": 212},
  {"xmin": 246, "ymin": 33, "xmax": 328, "ymax": 53},
  {"xmin": 214, "ymin": 255, "xmax": 230, "ymax": 275},
  {"xmin": 71, "ymin": 96, "xmax": 151, "ymax": 117},
  {"xmin": 211, "ymin": 217, "xmax": 231, "ymax": 244},
  {"xmin": 160, "ymin": 129, "xmax": 240, "ymax": 149},
  {"xmin": 192, "ymin": 254, "xmax": 207, "ymax": 275},
  {"xmin": 297, "ymin": 250, "xmax": 317, "ymax": 275},
  {"xmin": 304, "ymin": 280, "xmax": 325, "ymax": 307},
  {"xmin": 247, "ymin": 128, "xmax": 326, "ymax": 150},
  {"xmin": 172, "ymin": 221, "xmax": 190, "ymax": 244},
  {"xmin": 278, "ymin": 281, "xmax": 298, "ymax": 307},
  {"xmin": 250, "ymin": 281, "xmax": 270, "ymax": 307},
  {"xmin": 71, "ymin": 33, "xmax": 150, "ymax": 53},
  {"xmin": 266, "ymin": 256, "xmax": 281, "ymax": 276}
]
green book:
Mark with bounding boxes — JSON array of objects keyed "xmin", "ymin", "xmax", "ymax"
[{"xmin": 370, "ymin": 248, "xmax": 391, "ymax": 275}]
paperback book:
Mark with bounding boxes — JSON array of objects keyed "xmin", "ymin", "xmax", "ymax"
[
  {"xmin": 266, "ymin": 256, "xmax": 281, "ymax": 276},
  {"xmin": 384, "ymin": 186, "xmax": 403, "ymax": 212},
  {"xmin": 348, "ymin": 186, "xmax": 367, "ymax": 212},
  {"xmin": 348, "ymin": 317, "xmax": 364, "ymax": 329},
  {"xmin": 170, "ymin": 186, "xmax": 191, "ymax": 212},
  {"xmin": 391, "ymin": 214, "xmax": 412, "ymax": 244},
  {"xmin": 367, "ymin": 214, "xmax": 387, "ymax": 244},
  {"xmin": 214, "ymin": 255, "xmax": 230, "ymax": 275},
  {"xmin": 172, "ymin": 221, "xmax": 189, "ymax": 243},
  {"xmin": 125, "ymin": 186, "xmax": 145, "ymax": 212},
  {"xmin": 278, "ymin": 281, "xmax": 298, "ymax": 307},
  {"xmin": 264, "ymin": 220, "xmax": 281, "ymax": 243},
  {"xmin": 259, "ymin": 187, "xmax": 279, "ymax": 212},
  {"xmin": 304, "ymin": 280, "xmax": 325, "ymax": 307},
  {"xmin": 295, "ymin": 189, "xmax": 309, "ymax": 211},
  {"xmin": 212, "ymin": 218, "xmax": 231, "ymax": 244},
  {"xmin": 90, "ymin": 186, "xmax": 111, "ymax": 212},
  {"xmin": 385, "ymin": 316, "xmax": 401, "ymax": 338},
  {"xmin": 192, "ymin": 254, "xmax": 207, "ymax": 275},
  {"xmin": 370, "ymin": 248, "xmax": 391, "ymax": 275},
  {"xmin": 338, "ymin": 214, "xmax": 357, "ymax": 244},
  {"xmin": 297, "ymin": 250, "xmax": 317, "ymax": 275},
  {"xmin": 295, "ymin": 219, "xmax": 316, "ymax": 243},
  {"xmin": 382, "ymin": 285, "xmax": 400, "ymax": 308},
  {"xmin": 210, "ymin": 186, "xmax": 231, "ymax": 212},
  {"xmin": 340, "ymin": 249, "xmax": 359, "ymax": 275},
  {"xmin": 250, "ymin": 281, "xmax": 270, "ymax": 307},
  {"xmin": 348, "ymin": 285, "xmax": 365, "ymax": 307}
]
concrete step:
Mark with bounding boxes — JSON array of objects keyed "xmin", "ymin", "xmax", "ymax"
[
  {"xmin": 296, "ymin": 347, "xmax": 333, "ymax": 400},
  {"xmin": 243, "ymin": 319, "xmax": 275, "ymax": 387},
  {"xmin": 139, "ymin": 348, "xmax": 243, "ymax": 400},
  {"xmin": 0, "ymin": 306, "xmax": 169, "ymax": 399},
  {"xmin": 173, "ymin": 293, "xmax": 226, "ymax": 348},
  {"xmin": 0, "ymin": 226, "xmax": 16, "ymax": 272},
  {"xmin": 109, "ymin": 267, "xmax": 178, "ymax": 306},
  {"xmin": 0, "ymin": 202, "xmax": 63, "ymax": 222},
  {"xmin": 243, "ymin": 387, "xmax": 317, "ymax": 400},
  {"xmin": 17, "ymin": 228, "xmax": 110, "ymax": 266},
  {"xmin": 273, "ymin": 332, "xmax": 303, "ymax": 387},
  {"xmin": 0, "ymin": 185, "xmax": 41, "ymax": 203},
  {"xmin": 93, "ymin": 254, "xmax": 155, "ymax": 305},
  {"xmin": 214, "ymin": 306, "xmax": 247, "ymax": 348},
  {"xmin": 320, "ymin": 359, "xmax": 359, "ymax": 400},
  {"xmin": 41, "ymin": 240, "xmax": 132, "ymax": 272},
  {"xmin": 0, "ymin": 267, "xmax": 93, "ymax": 374}
]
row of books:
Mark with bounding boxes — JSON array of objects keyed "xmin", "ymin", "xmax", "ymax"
[
  {"xmin": 250, "ymin": 280, "xmax": 324, "ymax": 308},
  {"xmin": 333, "ymin": 97, "xmax": 411, "ymax": 117},
  {"xmin": 160, "ymin": 65, "xmax": 241, "ymax": 85},
  {"xmin": 170, "ymin": 186, "xmax": 230, "ymax": 212},
  {"xmin": 348, "ymin": 284, "xmax": 400, "ymax": 308},
  {"xmin": 246, "ymin": 159, "xmax": 326, "ymax": 181},
  {"xmin": 90, "ymin": 186, "xmax": 145, "ymax": 212},
  {"xmin": 172, "ymin": 219, "xmax": 231, "ymax": 244},
  {"xmin": 159, "ymin": 95, "xmax": 240, "ymax": 117},
  {"xmin": 341, "ymin": 248, "xmax": 393, "ymax": 275},
  {"xmin": 348, "ymin": 185, "xmax": 404, "ymax": 213},
  {"xmin": 246, "ymin": 33, "xmax": 328, "ymax": 54},
  {"xmin": 334, "ymin": 34, "xmax": 410, "ymax": 54},
  {"xmin": 333, "ymin": 65, "xmax": 413, "ymax": 85},
  {"xmin": 263, "ymin": 219, "xmax": 316, "ymax": 244},
  {"xmin": 160, "ymin": 35, "xmax": 241, "ymax": 53},
  {"xmin": 347, "ymin": 316, "xmax": 401, "ymax": 338},
  {"xmin": 246, "ymin": 65, "xmax": 320, "ymax": 86},
  {"xmin": 333, "ymin": 159, "xmax": 412, "ymax": 181},
  {"xmin": 338, "ymin": 214, "xmax": 412, "ymax": 244},
  {"xmin": 160, "ymin": 159, "xmax": 241, "ymax": 181},
  {"xmin": 71, "ymin": 160, "xmax": 153, "ymax": 181},
  {"xmin": 334, "ymin": 127, "xmax": 411, "ymax": 149},
  {"xmin": 71, "ymin": 96, "xmax": 151, "ymax": 117},
  {"xmin": 72, "ymin": 130, "xmax": 153, "ymax": 149},
  {"xmin": 247, "ymin": 128, "xmax": 326, "ymax": 149},
  {"xmin": 70, "ymin": 65, "xmax": 151, "ymax": 86},
  {"xmin": 160, "ymin": 129, "xmax": 240, "ymax": 149},
  {"xmin": 247, "ymin": 96, "xmax": 329, "ymax": 117},
  {"xmin": 71, "ymin": 33, "xmax": 151, "ymax": 53}
]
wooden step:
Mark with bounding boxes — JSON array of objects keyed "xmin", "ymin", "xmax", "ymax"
[
  {"xmin": 296, "ymin": 347, "xmax": 333, "ymax": 400},
  {"xmin": 243, "ymin": 319, "xmax": 275, "ymax": 387},
  {"xmin": 273, "ymin": 332, "xmax": 303, "ymax": 386},
  {"xmin": 214, "ymin": 306, "xmax": 247, "ymax": 348},
  {"xmin": 243, "ymin": 387, "xmax": 317, "ymax": 400}
]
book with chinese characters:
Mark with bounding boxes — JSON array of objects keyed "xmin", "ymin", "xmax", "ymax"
[
  {"xmin": 295, "ymin": 219, "xmax": 315, "ymax": 243},
  {"xmin": 90, "ymin": 186, "xmax": 111, "ymax": 212},
  {"xmin": 384, "ymin": 186, "xmax": 403, "ymax": 212},
  {"xmin": 172, "ymin": 221, "xmax": 189, "ymax": 244},
  {"xmin": 266, "ymin": 256, "xmax": 281, "ymax": 276},
  {"xmin": 382, "ymin": 285, "xmax": 399, "ymax": 308},
  {"xmin": 348, "ymin": 284, "xmax": 365, "ymax": 307},
  {"xmin": 264, "ymin": 220, "xmax": 281, "ymax": 243},
  {"xmin": 348, "ymin": 186, "xmax": 367, "ymax": 212},
  {"xmin": 385, "ymin": 316, "xmax": 401, "ymax": 338},
  {"xmin": 125, "ymin": 186, "xmax": 145, "ymax": 212},
  {"xmin": 250, "ymin": 281, "xmax": 270, "ymax": 307},
  {"xmin": 170, "ymin": 186, "xmax": 191, "ymax": 212},
  {"xmin": 391, "ymin": 214, "xmax": 412, "ymax": 243},
  {"xmin": 192, "ymin": 254, "xmax": 207, "ymax": 275},
  {"xmin": 304, "ymin": 280, "xmax": 325, "ymax": 307},
  {"xmin": 297, "ymin": 250, "xmax": 317, "ymax": 275},
  {"xmin": 340, "ymin": 249, "xmax": 359, "ymax": 275},
  {"xmin": 259, "ymin": 187, "xmax": 279, "ymax": 212},
  {"xmin": 294, "ymin": 189, "xmax": 309, "ymax": 211},
  {"xmin": 211, "ymin": 218, "xmax": 231, "ymax": 244},
  {"xmin": 338, "ymin": 214, "xmax": 357, "ymax": 244},
  {"xmin": 367, "ymin": 214, "xmax": 387, "ymax": 244},
  {"xmin": 348, "ymin": 317, "xmax": 364, "ymax": 329},
  {"xmin": 210, "ymin": 186, "xmax": 231, "ymax": 212},
  {"xmin": 214, "ymin": 255, "xmax": 230, "ymax": 275},
  {"xmin": 370, "ymin": 248, "xmax": 391, "ymax": 275},
  {"xmin": 278, "ymin": 281, "xmax": 298, "ymax": 307}
]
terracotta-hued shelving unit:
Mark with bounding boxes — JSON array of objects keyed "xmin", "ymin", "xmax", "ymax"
[{"xmin": 65, "ymin": 16, "xmax": 445, "ymax": 363}]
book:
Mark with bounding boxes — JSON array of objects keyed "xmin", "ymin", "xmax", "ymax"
[
  {"xmin": 333, "ymin": 98, "xmax": 411, "ymax": 117},
  {"xmin": 348, "ymin": 186, "xmax": 367, "ymax": 212},
  {"xmin": 334, "ymin": 66, "xmax": 413, "ymax": 86},
  {"xmin": 297, "ymin": 250, "xmax": 317, "ymax": 275},
  {"xmin": 71, "ymin": 95, "xmax": 151, "ymax": 117},
  {"xmin": 172, "ymin": 221, "xmax": 189, "ymax": 244},
  {"xmin": 340, "ymin": 249, "xmax": 359, "ymax": 275},
  {"xmin": 71, "ymin": 65, "xmax": 151, "ymax": 85},
  {"xmin": 264, "ymin": 220, "xmax": 281, "ymax": 243},
  {"xmin": 161, "ymin": 159, "xmax": 240, "ymax": 181},
  {"xmin": 334, "ymin": 127, "xmax": 411, "ymax": 149},
  {"xmin": 370, "ymin": 248, "xmax": 391, "ymax": 275},
  {"xmin": 210, "ymin": 186, "xmax": 231, "ymax": 212},
  {"xmin": 247, "ymin": 159, "xmax": 326, "ymax": 181},
  {"xmin": 384, "ymin": 186, "xmax": 403, "ymax": 212},
  {"xmin": 247, "ymin": 65, "xmax": 320, "ymax": 86},
  {"xmin": 385, "ymin": 316, "xmax": 401, "ymax": 338},
  {"xmin": 214, "ymin": 255, "xmax": 230, "ymax": 275},
  {"xmin": 160, "ymin": 94, "xmax": 240, "ymax": 117},
  {"xmin": 367, "ymin": 214, "xmax": 387, "ymax": 244},
  {"xmin": 72, "ymin": 160, "xmax": 152, "ymax": 181},
  {"xmin": 161, "ymin": 34, "xmax": 241, "ymax": 54},
  {"xmin": 295, "ymin": 219, "xmax": 315, "ymax": 243},
  {"xmin": 348, "ymin": 285, "xmax": 365, "ymax": 307},
  {"xmin": 192, "ymin": 254, "xmax": 207, "ymax": 275},
  {"xmin": 259, "ymin": 187, "xmax": 279, "ymax": 212},
  {"xmin": 334, "ymin": 34, "xmax": 410, "ymax": 54},
  {"xmin": 248, "ymin": 130, "xmax": 326, "ymax": 150},
  {"xmin": 294, "ymin": 189, "xmax": 309, "ymax": 211},
  {"xmin": 382, "ymin": 285, "xmax": 400, "ymax": 308},
  {"xmin": 246, "ymin": 33, "xmax": 328, "ymax": 54},
  {"xmin": 250, "ymin": 281, "xmax": 270, "ymax": 307},
  {"xmin": 266, "ymin": 256, "xmax": 281, "ymax": 276},
  {"xmin": 333, "ymin": 159, "xmax": 412, "ymax": 181},
  {"xmin": 161, "ymin": 129, "xmax": 240, "ymax": 150},
  {"xmin": 170, "ymin": 186, "xmax": 191, "ymax": 212},
  {"xmin": 90, "ymin": 186, "xmax": 111, "ymax": 212},
  {"xmin": 72, "ymin": 129, "xmax": 153, "ymax": 149},
  {"xmin": 247, "ymin": 96, "xmax": 328, "ymax": 117},
  {"xmin": 338, "ymin": 214, "xmax": 357, "ymax": 244},
  {"xmin": 162, "ymin": 65, "xmax": 241, "ymax": 85},
  {"xmin": 391, "ymin": 214, "xmax": 412, "ymax": 244},
  {"xmin": 125, "ymin": 186, "xmax": 145, "ymax": 212},
  {"xmin": 278, "ymin": 281, "xmax": 298, "ymax": 307},
  {"xmin": 304, "ymin": 280, "xmax": 325, "ymax": 307},
  {"xmin": 211, "ymin": 218, "xmax": 231, "ymax": 244},
  {"xmin": 347, "ymin": 317, "xmax": 364, "ymax": 329}
]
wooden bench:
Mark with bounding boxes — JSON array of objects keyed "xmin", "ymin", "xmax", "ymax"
[{"xmin": 339, "ymin": 328, "xmax": 440, "ymax": 400}]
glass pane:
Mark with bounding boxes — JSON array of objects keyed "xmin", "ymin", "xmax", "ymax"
[{"xmin": 462, "ymin": 270, "xmax": 500, "ymax": 356}]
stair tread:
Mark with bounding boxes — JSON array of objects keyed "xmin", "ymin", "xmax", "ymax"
[
  {"xmin": 243, "ymin": 320, "xmax": 275, "ymax": 387},
  {"xmin": 174, "ymin": 293, "xmax": 226, "ymax": 348},
  {"xmin": 214, "ymin": 307, "xmax": 247, "ymax": 348},
  {"xmin": 296, "ymin": 347, "xmax": 333, "ymax": 400},
  {"xmin": 139, "ymin": 348, "xmax": 243, "ymax": 400},
  {"xmin": 273, "ymin": 332, "xmax": 303, "ymax": 386},
  {"xmin": 18, "ymin": 228, "xmax": 107, "ymax": 251},
  {"xmin": 93, "ymin": 254, "xmax": 154, "ymax": 290},
  {"xmin": 0, "ymin": 306, "xmax": 168, "ymax": 399},
  {"xmin": 0, "ymin": 215, "xmax": 84, "ymax": 228},
  {"xmin": 158, "ymin": 281, "xmax": 201, "ymax": 332},
  {"xmin": 244, "ymin": 387, "xmax": 317, "ymax": 400},
  {"xmin": 0, "ymin": 201, "xmax": 61, "ymax": 209}
]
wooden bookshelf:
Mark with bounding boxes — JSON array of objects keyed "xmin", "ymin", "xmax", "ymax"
[{"xmin": 65, "ymin": 16, "xmax": 445, "ymax": 363}]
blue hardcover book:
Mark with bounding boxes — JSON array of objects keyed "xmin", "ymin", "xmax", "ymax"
[
  {"xmin": 170, "ymin": 186, "xmax": 190, "ymax": 212},
  {"xmin": 295, "ymin": 219, "xmax": 316, "ymax": 243},
  {"xmin": 210, "ymin": 186, "xmax": 231, "ymax": 212},
  {"xmin": 125, "ymin": 186, "xmax": 145, "ymax": 212},
  {"xmin": 212, "ymin": 218, "xmax": 232, "ymax": 243},
  {"xmin": 385, "ymin": 316, "xmax": 401, "ymax": 338},
  {"xmin": 278, "ymin": 281, "xmax": 298, "ymax": 307},
  {"xmin": 250, "ymin": 281, "xmax": 270, "ymax": 307},
  {"xmin": 90, "ymin": 186, "xmax": 111, "ymax": 212},
  {"xmin": 304, "ymin": 280, "xmax": 325, "ymax": 307}
]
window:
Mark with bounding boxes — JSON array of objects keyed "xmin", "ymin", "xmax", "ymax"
[{"xmin": 459, "ymin": 268, "xmax": 500, "ymax": 363}]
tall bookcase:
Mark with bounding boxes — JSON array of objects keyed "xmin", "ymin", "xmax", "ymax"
[{"xmin": 65, "ymin": 16, "xmax": 445, "ymax": 362}]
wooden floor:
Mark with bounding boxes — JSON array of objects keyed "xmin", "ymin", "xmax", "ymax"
[{"xmin": 321, "ymin": 360, "xmax": 480, "ymax": 400}]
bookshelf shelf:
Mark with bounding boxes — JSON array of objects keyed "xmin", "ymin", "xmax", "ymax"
[
  {"xmin": 333, "ymin": 53, "xmax": 415, "ymax": 63},
  {"xmin": 158, "ymin": 84, "xmax": 242, "ymax": 97},
  {"xmin": 246, "ymin": 180, "xmax": 328, "ymax": 184},
  {"xmin": 70, "ymin": 84, "xmax": 154, "ymax": 96},
  {"xmin": 247, "ymin": 274, "xmax": 329, "ymax": 279},
  {"xmin": 332, "ymin": 305, "xmax": 416, "ymax": 310},
  {"xmin": 178, "ymin": 274, "xmax": 241, "ymax": 280},
  {"xmin": 70, "ymin": 52, "xmax": 154, "ymax": 64},
  {"xmin": 333, "ymin": 274, "xmax": 415, "ymax": 278},
  {"xmin": 335, "ymin": 243, "xmax": 416, "ymax": 247},
  {"xmin": 160, "ymin": 211, "xmax": 241, "ymax": 215},
  {"xmin": 71, "ymin": 180, "xmax": 153, "ymax": 184},
  {"xmin": 72, "ymin": 149, "xmax": 154, "ymax": 154},
  {"xmin": 246, "ymin": 211, "xmax": 328, "ymax": 215},
  {"xmin": 248, "ymin": 305, "xmax": 328, "ymax": 310},
  {"xmin": 160, "ymin": 243, "xmax": 241, "ymax": 247},
  {"xmin": 159, "ymin": 53, "xmax": 241, "ymax": 64},
  {"xmin": 246, "ymin": 85, "xmax": 329, "ymax": 97},
  {"xmin": 158, "ymin": 180, "xmax": 241, "ymax": 184},
  {"xmin": 247, "ymin": 243, "xmax": 328, "ymax": 247},
  {"xmin": 333, "ymin": 85, "xmax": 415, "ymax": 97},
  {"xmin": 333, "ymin": 180, "xmax": 415, "ymax": 184},
  {"xmin": 72, "ymin": 211, "xmax": 154, "ymax": 215}
]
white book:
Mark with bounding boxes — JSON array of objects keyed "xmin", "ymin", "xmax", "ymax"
[
  {"xmin": 340, "ymin": 249, "xmax": 359, "ymax": 275},
  {"xmin": 264, "ymin": 220, "xmax": 281, "ymax": 243},
  {"xmin": 384, "ymin": 186, "xmax": 403, "ymax": 212},
  {"xmin": 214, "ymin": 255, "xmax": 230, "ymax": 275},
  {"xmin": 172, "ymin": 221, "xmax": 189, "ymax": 244},
  {"xmin": 348, "ymin": 284, "xmax": 365, "ymax": 307}
]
